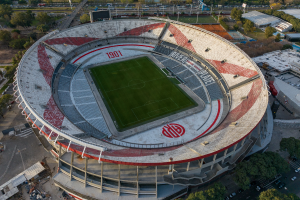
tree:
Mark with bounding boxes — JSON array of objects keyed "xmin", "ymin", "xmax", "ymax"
[
  {"xmin": 79, "ymin": 14, "xmax": 90, "ymax": 24},
  {"xmin": 233, "ymin": 24, "xmax": 239, "ymax": 31},
  {"xmin": 234, "ymin": 152, "xmax": 290, "ymax": 190},
  {"xmin": 28, "ymin": 0, "xmax": 39, "ymax": 6},
  {"xmin": 280, "ymin": 137, "xmax": 300, "ymax": 158},
  {"xmin": 11, "ymin": 29, "xmax": 21, "ymax": 34},
  {"xmin": 259, "ymin": 189, "xmax": 300, "ymax": 200},
  {"xmin": 0, "ymin": 0, "xmax": 12, "ymax": 4},
  {"xmin": 9, "ymin": 38, "xmax": 27, "ymax": 49},
  {"xmin": 23, "ymin": 37, "xmax": 35, "ymax": 49},
  {"xmin": 243, "ymin": 20, "xmax": 255, "ymax": 33},
  {"xmin": 265, "ymin": 26, "xmax": 276, "ymax": 38},
  {"xmin": 36, "ymin": 12, "xmax": 51, "ymax": 24},
  {"xmin": 0, "ymin": 94, "xmax": 13, "ymax": 117},
  {"xmin": 25, "ymin": 10, "xmax": 35, "ymax": 22},
  {"xmin": 282, "ymin": 44, "xmax": 293, "ymax": 50},
  {"xmin": 219, "ymin": 18, "xmax": 229, "ymax": 30},
  {"xmin": 270, "ymin": 3, "xmax": 282, "ymax": 10},
  {"xmin": 230, "ymin": 8, "xmax": 242, "ymax": 21},
  {"xmin": 186, "ymin": 0, "xmax": 192, "ymax": 4},
  {"xmin": 10, "ymin": 12, "xmax": 33, "ymax": 27},
  {"xmin": 275, "ymin": 33, "xmax": 280, "ymax": 42},
  {"xmin": 0, "ymin": 30, "xmax": 11, "ymax": 43},
  {"xmin": 0, "ymin": 4, "xmax": 13, "ymax": 19},
  {"xmin": 180, "ymin": 183, "xmax": 226, "ymax": 200},
  {"xmin": 37, "ymin": 24, "xmax": 49, "ymax": 33}
]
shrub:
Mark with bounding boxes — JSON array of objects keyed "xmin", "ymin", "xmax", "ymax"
[
  {"xmin": 9, "ymin": 38, "xmax": 27, "ymax": 49},
  {"xmin": 11, "ymin": 29, "xmax": 21, "ymax": 34}
]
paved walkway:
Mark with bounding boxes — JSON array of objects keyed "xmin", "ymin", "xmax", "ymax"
[{"xmin": 0, "ymin": 64, "xmax": 12, "ymax": 66}]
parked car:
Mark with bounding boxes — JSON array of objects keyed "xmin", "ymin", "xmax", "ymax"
[
  {"xmin": 295, "ymin": 168, "xmax": 300, "ymax": 173},
  {"xmin": 278, "ymin": 182, "xmax": 285, "ymax": 189},
  {"xmin": 291, "ymin": 176, "xmax": 297, "ymax": 181},
  {"xmin": 256, "ymin": 186, "xmax": 261, "ymax": 191},
  {"xmin": 229, "ymin": 192, "xmax": 236, "ymax": 198}
]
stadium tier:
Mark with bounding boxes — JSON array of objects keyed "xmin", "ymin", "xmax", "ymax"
[{"xmin": 14, "ymin": 18, "xmax": 270, "ymax": 199}]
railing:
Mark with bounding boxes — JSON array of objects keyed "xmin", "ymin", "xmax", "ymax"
[{"xmin": 110, "ymin": 139, "xmax": 186, "ymax": 149}]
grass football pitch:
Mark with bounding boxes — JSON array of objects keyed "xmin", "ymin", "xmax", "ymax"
[{"xmin": 90, "ymin": 57, "xmax": 197, "ymax": 131}]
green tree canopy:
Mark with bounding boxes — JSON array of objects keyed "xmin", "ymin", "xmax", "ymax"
[
  {"xmin": 182, "ymin": 182, "xmax": 226, "ymax": 200},
  {"xmin": 0, "ymin": 30, "xmax": 11, "ymax": 43},
  {"xmin": 234, "ymin": 152, "xmax": 290, "ymax": 190},
  {"xmin": 10, "ymin": 11, "xmax": 33, "ymax": 27},
  {"xmin": 259, "ymin": 189, "xmax": 300, "ymax": 200},
  {"xmin": 0, "ymin": 0, "xmax": 12, "ymax": 4},
  {"xmin": 37, "ymin": 24, "xmax": 49, "ymax": 33},
  {"xmin": 230, "ymin": 8, "xmax": 243, "ymax": 21},
  {"xmin": 80, "ymin": 13, "xmax": 90, "ymax": 24},
  {"xmin": 275, "ymin": 33, "xmax": 280, "ymax": 42},
  {"xmin": 0, "ymin": 94, "xmax": 13, "ymax": 117},
  {"xmin": 282, "ymin": 44, "xmax": 293, "ymax": 50},
  {"xmin": 28, "ymin": 0, "xmax": 39, "ymax": 6},
  {"xmin": 9, "ymin": 38, "xmax": 27, "ymax": 49},
  {"xmin": 36, "ymin": 12, "xmax": 51, "ymax": 24},
  {"xmin": 280, "ymin": 137, "xmax": 300, "ymax": 158},
  {"xmin": 0, "ymin": 4, "xmax": 13, "ymax": 19},
  {"xmin": 265, "ymin": 26, "xmax": 276, "ymax": 38},
  {"xmin": 243, "ymin": 20, "xmax": 255, "ymax": 33}
]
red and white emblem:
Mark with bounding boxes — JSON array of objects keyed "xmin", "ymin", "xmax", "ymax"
[{"xmin": 162, "ymin": 123, "xmax": 185, "ymax": 138}]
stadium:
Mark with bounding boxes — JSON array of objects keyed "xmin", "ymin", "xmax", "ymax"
[{"xmin": 14, "ymin": 18, "xmax": 272, "ymax": 199}]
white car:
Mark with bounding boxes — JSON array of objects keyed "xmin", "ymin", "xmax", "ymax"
[
  {"xmin": 256, "ymin": 186, "xmax": 261, "ymax": 191},
  {"xmin": 295, "ymin": 168, "xmax": 300, "ymax": 173},
  {"xmin": 291, "ymin": 176, "xmax": 297, "ymax": 181}
]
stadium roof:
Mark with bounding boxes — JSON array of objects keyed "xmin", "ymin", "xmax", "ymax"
[
  {"xmin": 242, "ymin": 11, "xmax": 281, "ymax": 26},
  {"xmin": 16, "ymin": 18, "xmax": 268, "ymax": 165},
  {"xmin": 279, "ymin": 9, "xmax": 300, "ymax": 19}
]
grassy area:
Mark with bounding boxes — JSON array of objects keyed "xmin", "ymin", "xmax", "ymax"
[
  {"xmin": 0, "ymin": 78, "xmax": 13, "ymax": 94},
  {"xmin": 169, "ymin": 77, "xmax": 180, "ymax": 84},
  {"xmin": 13, "ymin": 7, "xmax": 71, "ymax": 11},
  {"xmin": 169, "ymin": 16, "xmax": 216, "ymax": 24},
  {"xmin": 90, "ymin": 56, "xmax": 196, "ymax": 131},
  {"xmin": 31, "ymin": 19, "xmax": 40, "ymax": 26},
  {"xmin": 295, "ymin": 42, "xmax": 300, "ymax": 46},
  {"xmin": 162, "ymin": 68, "xmax": 169, "ymax": 74},
  {"xmin": 239, "ymin": 28, "xmax": 266, "ymax": 40}
]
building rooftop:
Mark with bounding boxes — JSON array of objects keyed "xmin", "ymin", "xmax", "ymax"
[
  {"xmin": 242, "ymin": 11, "xmax": 280, "ymax": 26},
  {"xmin": 252, "ymin": 49, "xmax": 300, "ymax": 72},
  {"xmin": 279, "ymin": 9, "xmax": 300, "ymax": 20},
  {"xmin": 286, "ymin": 33, "xmax": 300, "ymax": 38}
]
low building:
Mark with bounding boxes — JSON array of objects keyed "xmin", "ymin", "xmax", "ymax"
[
  {"xmin": 242, "ymin": 11, "xmax": 281, "ymax": 28},
  {"xmin": 279, "ymin": 9, "xmax": 300, "ymax": 20},
  {"xmin": 242, "ymin": 11, "xmax": 292, "ymax": 32},
  {"xmin": 286, "ymin": 33, "xmax": 300, "ymax": 42},
  {"xmin": 269, "ymin": 71, "xmax": 300, "ymax": 116},
  {"xmin": 274, "ymin": 21, "xmax": 293, "ymax": 32},
  {"xmin": 252, "ymin": 49, "xmax": 300, "ymax": 73}
]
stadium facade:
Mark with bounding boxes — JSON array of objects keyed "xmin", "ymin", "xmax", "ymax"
[{"xmin": 14, "ymin": 18, "xmax": 272, "ymax": 199}]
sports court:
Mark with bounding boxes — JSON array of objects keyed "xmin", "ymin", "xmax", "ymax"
[{"xmin": 90, "ymin": 56, "xmax": 197, "ymax": 131}]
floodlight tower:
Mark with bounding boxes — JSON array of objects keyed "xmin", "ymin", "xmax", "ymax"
[{"xmin": 69, "ymin": 0, "xmax": 73, "ymax": 10}]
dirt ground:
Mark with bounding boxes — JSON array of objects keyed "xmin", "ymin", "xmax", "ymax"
[{"xmin": 0, "ymin": 46, "xmax": 20, "ymax": 64}]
